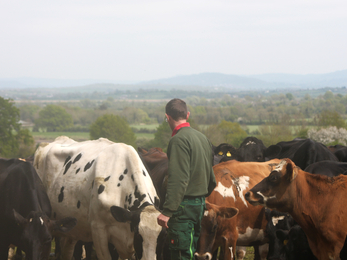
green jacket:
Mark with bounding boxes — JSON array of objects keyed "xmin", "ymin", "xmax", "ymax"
[{"xmin": 162, "ymin": 126, "xmax": 216, "ymax": 217}]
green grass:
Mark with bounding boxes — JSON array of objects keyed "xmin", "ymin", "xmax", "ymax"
[
  {"xmin": 31, "ymin": 132, "xmax": 90, "ymax": 142},
  {"xmin": 31, "ymin": 131, "xmax": 154, "ymax": 143},
  {"xmin": 130, "ymin": 124, "xmax": 160, "ymax": 130}
]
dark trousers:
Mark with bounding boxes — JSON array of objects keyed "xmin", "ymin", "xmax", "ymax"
[{"xmin": 167, "ymin": 196, "xmax": 205, "ymax": 260}]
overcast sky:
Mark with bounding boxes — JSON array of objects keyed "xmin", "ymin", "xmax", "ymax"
[{"xmin": 1, "ymin": 0, "xmax": 346, "ymax": 81}]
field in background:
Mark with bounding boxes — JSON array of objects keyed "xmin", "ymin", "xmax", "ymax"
[{"xmin": 31, "ymin": 124, "xmax": 265, "ymax": 144}]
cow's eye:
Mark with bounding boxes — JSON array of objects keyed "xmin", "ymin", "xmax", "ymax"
[{"xmin": 269, "ymin": 173, "xmax": 280, "ymax": 183}]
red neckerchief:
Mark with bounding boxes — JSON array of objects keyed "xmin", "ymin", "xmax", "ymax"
[{"xmin": 171, "ymin": 122, "xmax": 190, "ymax": 137}]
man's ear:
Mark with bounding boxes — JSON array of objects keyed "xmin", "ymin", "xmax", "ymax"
[{"xmin": 186, "ymin": 111, "xmax": 190, "ymax": 120}]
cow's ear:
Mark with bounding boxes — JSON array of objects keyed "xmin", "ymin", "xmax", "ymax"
[
  {"xmin": 216, "ymin": 206, "xmax": 238, "ymax": 219},
  {"xmin": 110, "ymin": 206, "xmax": 132, "ymax": 222},
  {"xmin": 13, "ymin": 209, "xmax": 27, "ymax": 227},
  {"xmin": 285, "ymin": 160, "xmax": 298, "ymax": 182},
  {"xmin": 264, "ymin": 208, "xmax": 272, "ymax": 221},
  {"xmin": 53, "ymin": 217, "xmax": 77, "ymax": 233}
]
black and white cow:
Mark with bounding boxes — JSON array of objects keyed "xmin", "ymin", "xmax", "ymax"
[
  {"xmin": 0, "ymin": 158, "xmax": 76, "ymax": 260},
  {"xmin": 33, "ymin": 136, "xmax": 164, "ymax": 260}
]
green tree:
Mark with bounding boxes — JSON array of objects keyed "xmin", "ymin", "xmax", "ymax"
[
  {"xmin": 0, "ymin": 97, "xmax": 35, "ymax": 158},
  {"xmin": 35, "ymin": 105, "xmax": 73, "ymax": 131},
  {"xmin": 317, "ymin": 110, "xmax": 347, "ymax": 128},
  {"xmin": 90, "ymin": 114, "xmax": 136, "ymax": 147},
  {"xmin": 204, "ymin": 120, "xmax": 247, "ymax": 147}
]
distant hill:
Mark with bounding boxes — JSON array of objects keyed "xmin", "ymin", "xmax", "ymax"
[
  {"xmin": 0, "ymin": 70, "xmax": 346, "ymax": 91},
  {"xmin": 138, "ymin": 73, "xmax": 289, "ymax": 91},
  {"xmin": 139, "ymin": 70, "xmax": 347, "ymax": 90}
]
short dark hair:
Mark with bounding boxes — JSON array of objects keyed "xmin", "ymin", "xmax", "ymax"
[{"xmin": 165, "ymin": 98, "xmax": 188, "ymax": 121}]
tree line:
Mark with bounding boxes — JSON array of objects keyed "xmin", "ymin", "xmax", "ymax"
[{"xmin": 1, "ymin": 89, "xmax": 347, "ymax": 158}]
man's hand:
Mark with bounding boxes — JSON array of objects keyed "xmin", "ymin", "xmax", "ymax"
[{"xmin": 157, "ymin": 213, "xmax": 170, "ymax": 228}]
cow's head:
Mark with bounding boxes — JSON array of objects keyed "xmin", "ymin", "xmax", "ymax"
[
  {"xmin": 264, "ymin": 208, "xmax": 294, "ymax": 260},
  {"xmin": 212, "ymin": 143, "xmax": 237, "ymax": 165},
  {"xmin": 13, "ymin": 210, "xmax": 77, "ymax": 260},
  {"xmin": 194, "ymin": 201, "xmax": 238, "ymax": 260},
  {"xmin": 110, "ymin": 203, "xmax": 164, "ymax": 260},
  {"xmin": 245, "ymin": 159, "xmax": 298, "ymax": 212}
]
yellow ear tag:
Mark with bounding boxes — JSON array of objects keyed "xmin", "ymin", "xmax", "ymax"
[
  {"xmin": 283, "ymin": 239, "xmax": 288, "ymax": 245},
  {"xmin": 218, "ymin": 151, "xmax": 223, "ymax": 156},
  {"xmin": 226, "ymin": 152, "xmax": 231, "ymax": 157}
]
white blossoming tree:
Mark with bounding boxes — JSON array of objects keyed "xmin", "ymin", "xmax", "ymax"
[{"xmin": 308, "ymin": 127, "xmax": 347, "ymax": 146}]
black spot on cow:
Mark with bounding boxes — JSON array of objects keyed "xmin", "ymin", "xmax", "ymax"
[
  {"xmin": 98, "ymin": 185, "xmax": 105, "ymax": 194},
  {"xmin": 76, "ymin": 168, "xmax": 80, "ymax": 174},
  {"xmin": 58, "ymin": 187, "xmax": 65, "ymax": 202},
  {"xmin": 124, "ymin": 169, "xmax": 128, "ymax": 174},
  {"xmin": 104, "ymin": 176, "xmax": 110, "ymax": 182},
  {"xmin": 130, "ymin": 200, "xmax": 141, "ymax": 210},
  {"xmin": 128, "ymin": 194, "xmax": 133, "ymax": 205},
  {"xmin": 64, "ymin": 156, "xmax": 71, "ymax": 166},
  {"xmin": 73, "ymin": 153, "xmax": 82, "ymax": 164},
  {"xmin": 131, "ymin": 175, "xmax": 134, "ymax": 181},
  {"xmin": 63, "ymin": 161, "xmax": 72, "ymax": 175},
  {"xmin": 143, "ymin": 170, "xmax": 146, "ymax": 176},
  {"xmin": 119, "ymin": 175, "xmax": 124, "ymax": 181},
  {"xmin": 77, "ymin": 201, "xmax": 81, "ymax": 209},
  {"xmin": 134, "ymin": 185, "xmax": 141, "ymax": 199},
  {"xmin": 84, "ymin": 160, "xmax": 95, "ymax": 172},
  {"xmin": 117, "ymin": 183, "xmax": 120, "ymax": 187}
]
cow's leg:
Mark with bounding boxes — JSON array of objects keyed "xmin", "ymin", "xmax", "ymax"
[
  {"xmin": 0, "ymin": 242, "xmax": 9, "ymax": 260},
  {"xmin": 236, "ymin": 246, "xmax": 246, "ymax": 260},
  {"xmin": 91, "ymin": 226, "xmax": 112, "ymax": 260},
  {"xmin": 60, "ymin": 236, "xmax": 78, "ymax": 260},
  {"xmin": 257, "ymin": 244, "xmax": 268, "ymax": 260},
  {"xmin": 13, "ymin": 248, "xmax": 23, "ymax": 260},
  {"xmin": 73, "ymin": 240, "xmax": 84, "ymax": 260},
  {"xmin": 221, "ymin": 236, "xmax": 236, "ymax": 260},
  {"xmin": 85, "ymin": 242, "xmax": 94, "ymax": 260}
]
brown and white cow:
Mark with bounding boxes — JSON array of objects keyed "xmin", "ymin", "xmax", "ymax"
[
  {"xmin": 245, "ymin": 158, "xmax": 347, "ymax": 260},
  {"xmin": 195, "ymin": 159, "xmax": 281, "ymax": 260}
]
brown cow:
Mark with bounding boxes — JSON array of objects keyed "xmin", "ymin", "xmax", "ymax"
[
  {"xmin": 245, "ymin": 158, "xmax": 347, "ymax": 260},
  {"xmin": 195, "ymin": 159, "xmax": 281, "ymax": 260},
  {"xmin": 138, "ymin": 147, "xmax": 168, "ymax": 209}
]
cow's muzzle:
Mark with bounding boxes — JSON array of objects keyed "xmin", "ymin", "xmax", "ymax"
[
  {"xmin": 194, "ymin": 252, "xmax": 212, "ymax": 260},
  {"xmin": 245, "ymin": 191, "xmax": 264, "ymax": 206}
]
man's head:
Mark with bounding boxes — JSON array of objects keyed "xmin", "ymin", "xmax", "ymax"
[{"xmin": 165, "ymin": 98, "xmax": 188, "ymax": 121}]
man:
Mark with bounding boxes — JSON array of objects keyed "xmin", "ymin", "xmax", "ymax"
[{"xmin": 157, "ymin": 98, "xmax": 216, "ymax": 260}]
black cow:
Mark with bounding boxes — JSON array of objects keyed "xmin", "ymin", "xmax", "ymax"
[
  {"xmin": 304, "ymin": 160, "xmax": 347, "ymax": 176},
  {"xmin": 212, "ymin": 143, "xmax": 236, "ymax": 165},
  {"xmin": 214, "ymin": 137, "xmax": 281, "ymax": 163},
  {"xmin": 266, "ymin": 138, "xmax": 338, "ymax": 170},
  {"xmin": 0, "ymin": 158, "xmax": 77, "ymax": 260},
  {"xmin": 276, "ymin": 225, "xmax": 317, "ymax": 260},
  {"xmin": 328, "ymin": 145, "xmax": 347, "ymax": 162},
  {"xmin": 265, "ymin": 209, "xmax": 295, "ymax": 260}
]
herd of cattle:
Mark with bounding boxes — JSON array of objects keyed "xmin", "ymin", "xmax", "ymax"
[{"xmin": 2, "ymin": 135, "xmax": 347, "ymax": 260}]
